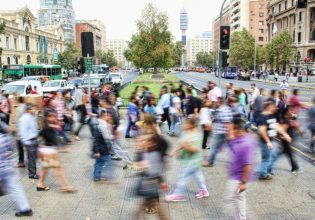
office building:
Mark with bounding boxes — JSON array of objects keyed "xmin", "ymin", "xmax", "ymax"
[
  {"xmin": 187, "ymin": 35, "xmax": 213, "ymax": 66},
  {"xmin": 106, "ymin": 39, "xmax": 128, "ymax": 67},
  {"xmin": 230, "ymin": 0, "xmax": 250, "ymax": 32}
]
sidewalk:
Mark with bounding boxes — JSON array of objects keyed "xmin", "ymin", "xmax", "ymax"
[
  {"xmin": 0, "ymin": 124, "xmax": 314, "ymax": 219},
  {"xmin": 252, "ymin": 78, "xmax": 315, "ymax": 90}
]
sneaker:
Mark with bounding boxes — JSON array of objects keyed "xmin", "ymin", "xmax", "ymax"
[
  {"xmin": 258, "ymin": 175, "xmax": 273, "ymax": 180},
  {"xmin": 125, "ymin": 135, "xmax": 131, "ymax": 139},
  {"xmin": 16, "ymin": 163, "xmax": 25, "ymax": 168},
  {"xmin": 15, "ymin": 209, "xmax": 33, "ymax": 217},
  {"xmin": 165, "ymin": 194, "xmax": 186, "ymax": 202},
  {"xmin": 195, "ymin": 189, "xmax": 209, "ymax": 199}
]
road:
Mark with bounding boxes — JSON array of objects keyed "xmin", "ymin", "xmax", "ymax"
[
  {"xmin": 176, "ymin": 71, "xmax": 315, "ymax": 164},
  {"xmin": 121, "ymin": 71, "xmax": 139, "ymax": 85}
]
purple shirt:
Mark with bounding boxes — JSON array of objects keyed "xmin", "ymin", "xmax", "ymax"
[{"xmin": 228, "ymin": 134, "xmax": 256, "ymax": 181}]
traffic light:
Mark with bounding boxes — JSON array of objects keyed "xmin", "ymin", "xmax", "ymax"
[
  {"xmin": 220, "ymin": 26, "xmax": 230, "ymax": 50},
  {"xmin": 221, "ymin": 51, "xmax": 229, "ymax": 68},
  {"xmin": 297, "ymin": 0, "xmax": 307, "ymax": 8}
]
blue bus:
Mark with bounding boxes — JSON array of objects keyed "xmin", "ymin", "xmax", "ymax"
[{"xmin": 222, "ymin": 66, "xmax": 238, "ymax": 79}]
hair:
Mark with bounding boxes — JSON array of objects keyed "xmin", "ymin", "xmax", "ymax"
[
  {"xmin": 232, "ymin": 113, "xmax": 245, "ymax": 129},
  {"xmin": 184, "ymin": 116, "xmax": 197, "ymax": 128},
  {"xmin": 263, "ymin": 98, "xmax": 276, "ymax": 109},
  {"xmin": 251, "ymin": 83, "xmax": 256, "ymax": 87},
  {"xmin": 171, "ymin": 89, "xmax": 176, "ymax": 94},
  {"xmin": 292, "ymin": 89, "xmax": 299, "ymax": 96},
  {"xmin": 270, "ymin": 89, "xmax": 277, "ymax": 97}
]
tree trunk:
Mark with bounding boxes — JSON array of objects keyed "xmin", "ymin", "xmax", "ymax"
[{"xmin": 153, "ymin": 67, "xmax": 157, "ymax": 74}]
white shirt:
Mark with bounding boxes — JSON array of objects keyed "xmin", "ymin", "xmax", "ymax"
[
  {"xmin": 280, "ymin": 82, "xmax": 289, "ymax": 90},
  {"xmin": 207, "ymin": 86, "xmax": 222, "ymax": 102},
  {"xmin": 251, "ymin": 87, "xmax": 260, "ymax": 104},
  {"xmin": 199, "ymin": 107, "xmax": 212, "ymax": 126},
  {"xmin": 159, "ymin": 93, "xmax": 171, "ymax": 108}
]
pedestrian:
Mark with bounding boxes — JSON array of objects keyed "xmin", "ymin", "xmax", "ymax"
[
  {"xmin": 289, "ymin": 89, "xmax": 308, "ymax": 115},
  {"xmin": 185, "ymin": 89, "xmax": 200, "ymax": 117},
  {"xmin": 274, "ymin": 72, "xmax": 279, "ymax": 82},
  {"xmin": 93, "ymin": 109, "xmax": 114, "ymax": 181},
  {"xmin": 199, "ymin": 99, "xmax": 213, "ymax": 149},
  {"xmin": 158, "ymin": 86, "xmax": 171, "ymax": 131},
  {"xmin": 16, "ymin": 97, "xmax": 26, "ymax": 168},
  {"xmin": 280, "ymin": 80, "xmax": 289, "ymax": 99},
  {"xmin": 308, "ymin": 98, "xmax": 315, "ymax": 153},
  {"xmin": 207, "ymin": 81, "xmax": 222, "ymax": 102},
  {"xmin": 37, "ymin": 112, "xmax": 77, "ymax": 192},
  {"xmin": 125, "ymin": 95, "xmax": 139, "ymax": 138},
  {"xmin": 225, "ymin": 114, "xmax": 256, "ymax": 220},
  {"xmin": 165, "ymin": 117, "xmax": 209, "ymax": 202},
  {"xmin": 1, "ymin": 93, "xmax": 10, "ymax": 124},
  {"xmin": 0, "ymin": 120, "xmax": 33, "ymax": 217},
  {"xmin": 204, "ymin": 97, "xmax": 233, "ymax": 166},
  {"xmin": 177, "ymin": 83, "xmax": 186, "ymax": 113},
  {"xmin": 30, "ymin": 86, "xmax": 38, "ymax": 95},
  {"xmin": 17, "ymin": 104, "xmax": 39, "ymax": 179},
  {"xmin": 73, "ymin": 84, "xmax": 83, "ymax": 108},
  {"xmin": 144, "ymin": 97, "xmax": 157, "ymax": 120},
  {"xmin": 169, "ymin": 89, "xmax": 182, "ymax": 136},
  {"xmin": 251, "ymin": 88, "xmax": 266, "ymax": 124},
  {"xmin": 225, "ymin": 83, "xmax": 234, "ymax": 100},
  {"xmin": 256, "ymin": 98, "xmax": 291, "ymax": 180}
]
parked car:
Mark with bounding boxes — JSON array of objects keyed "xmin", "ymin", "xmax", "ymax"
[
  {"xmin": 3, "ymin": 80, "xmax": 43, "ymax": 96},
  {"xmin": 69, "ymin": 78, "xmax": 84, "ymax": 88},
  {"xmin": 22, "ymin": 76, "xmax": 50, "ymax": 84},
  {"xmin": 42, "ymin": 80, "xmax": 72, "ymax": 94},
  {"xmin": 110, "ymin": 72, "xmax": 123, "ymax": 86},
  {"xmin": 81, "ymin": 76, "xmax": 105, "ymax": 93}
]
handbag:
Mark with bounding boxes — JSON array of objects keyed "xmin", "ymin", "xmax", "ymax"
[{"xmin": 136, "ymin": 176, "xmax": 159, "ymax": 198}]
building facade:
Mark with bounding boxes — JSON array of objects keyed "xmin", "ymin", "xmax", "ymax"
[
  {"xmin": 249, "ymin": 0, "xmax": 269, "ymax": 46},
  {"xmin": 38, "ymin": 0, "xmax": 75, "ymax": 42},
  {"xmin": 75, "ymin": 20, "xmax": 103, "ymax": 52},
  {"xmin": 187, "ymin": 35, "xmax": 213, "ymax": 66},
  {"xmin": 230, "ymin": 0, "xmax": 250, "ymax": 32},
  {"xmin": 0, "ymin": 7, "xmax": 64, "ymax": 66},
  {"xmin": 106, "ymin": 39, "xmax": 128, "ymax": 67},
  {"xmin": 267, "ymin": 0, "xmax": 315, "ymax": 72}
]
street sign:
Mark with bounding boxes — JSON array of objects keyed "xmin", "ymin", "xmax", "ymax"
[
  {"xmin": 86, "ymin": 57, "xmax": 93, "ymax": 71},
  {"xmin": 53, "ymin": 48, "xmax": 58, "ymax": 63}
]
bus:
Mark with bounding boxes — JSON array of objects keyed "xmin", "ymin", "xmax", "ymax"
[
  {"xmin": 222, "ymin": 66, "xmax": 238, "ymax": 79},
  {"xmin": 93, "ymin": 64, "xmax": 110, "ymax": 74},
  {"xmin": 2, "ymin": 64, "xmax": 62, "ymax": 83}
]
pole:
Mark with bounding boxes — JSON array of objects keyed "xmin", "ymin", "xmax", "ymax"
[
  {"xmin": 218, "ymin": 0, "xmax": 228, "ymax": 88},
  {"xmin": 254, "ymin": 40, "xmax": 257, "ymax": 73},
  {"xmin": 87, "ymin": 53, "xmax": 91, "ymax": 101}
]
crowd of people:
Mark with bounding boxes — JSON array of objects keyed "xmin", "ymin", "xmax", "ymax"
[{"xmin": 0, "ymin": 78, "xmax": 313, "ymax": 219}]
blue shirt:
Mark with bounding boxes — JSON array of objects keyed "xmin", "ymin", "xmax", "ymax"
[
  {"xmin": 159, "ymin": 94, "xmax": 171, "ymax": 108},
  {"xmin": 18, "ymin": 113, "xmax": 38, "ymax": 145}
]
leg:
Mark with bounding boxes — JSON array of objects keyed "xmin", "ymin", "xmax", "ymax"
[
  {"xmin": 258, "ymin": 141, "xmax": 271, "ymax": 178},
  {"xmin": 267, "ymin": 141, "xmax": 282, "ymax": 174},
  {"xmin": 2, "ymin": 170, "xmax": 32, "ymax": 212},
  {"xmin": 202, "ymin": 130, "xmax": 210, "ymax": 149},
  {"xmin": 37, "ymin": 168, "xmax": 48, "ymax": 188},
  {"xmin": 112, "ymin": 141, "xmax": 132, "ymax": 163},
  {"xmin": 225, "ymin": 179, "xmax": 246, "ymax": 220},
  {"xmin": 164, "ymin": 108, "xmax": 171, "ymax": 130},
  {"xmin": 236, "ymin": 184, "xmax": 246, "ymax": 220},
  {"xmin": 26, "ymin": 144, "xmax": 37, "ymax": 177},
  {"xmin": 17, "ymin": 140, "xmax": 24, "ymax": 164},
  {"xmin": 103, "ymin": 155, "xmax": 114, "ymax": 179},
  {"xmin": 310, "ymin": 128, "xmax": 315, "ymax": 153},
  {"xmin": 74, "ymin": 123, "xmax": 84, "ymax": 136},
  {"xmin": 93, "ymin": 156, "xmax": 106, "ymax": 180},
  {"xmin": 173, "ymin": 167, "xmax": 192, "ymax": 196},
  {"xmin": 54, "ymin": 165, "xmax": 73, "ymax": 189},
  {"xmin": 282, "ymin": 140, "xmax": 299, "ymax": 171},
  {"xmin": 192, "ymin": 168, "xmax": 207, "ymax": 190},
  {"xmin": 125, "ymin": 119, "xmax": 132, "ymax": 137},
  {"xmin": 208, "ymin": 134, "xmax": 226, "ymax": 165}
]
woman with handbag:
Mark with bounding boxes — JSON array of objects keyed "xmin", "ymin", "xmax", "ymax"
[{"xmin": 37, "ymin": 111, "xmax": 77, "ymax": 193}]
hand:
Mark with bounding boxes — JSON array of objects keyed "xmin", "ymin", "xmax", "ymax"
[
  {"xmin": 160, "ymin": 182, "xmax": 169, "ymax": 192},
  {"xmin": 239, "ymin": 183, "xmax": 246, "ymax": 192},
  {"xmin": 267, "ymin": 141, "xmax": 273, "ymax": 150},
  {"xmin": 170, "ymin": 149, "xmax": 178, "ymax": 157},
  {"xmin": 284, "ymin": 134, "xmax": 292, "ymax": 143},
  {"xmin": 94, "ymin": 153, "xmax": 100, "ymax": 158}
]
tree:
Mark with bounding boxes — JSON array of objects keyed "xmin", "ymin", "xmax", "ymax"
[
  {"xmin": 125, "ymin": 3, "xmax": 174, "ymax": 73},
  {"xmin": 229, "ymin": 28, "xmax": 255, "ymax": 69},
  {"xmin": 271, "ymin": 31, "xmax": 293, "ymax": 70},
  {"xmin": 94, "ymin": 50, "xmax": 118, "ymax": 67},
  {"xmin": 0, "ymin": 21, "xmax": 5, "ymax": 34},
  {"xmin": 196, "ymin": 51, "xmax": 215, "ymax": 68},
  {"xmin": 172, "ymin": 41, "xmax": 185, "ymax": 66},
  {"xmin": 57, "ymin": 41, "xmax": 80, "ymax": 70}
]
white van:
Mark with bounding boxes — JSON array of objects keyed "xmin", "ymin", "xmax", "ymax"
[{"xmin": 2, "ymin": 80, "xmax": 43, "ymax": 96}]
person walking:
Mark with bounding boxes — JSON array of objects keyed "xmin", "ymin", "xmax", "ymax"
[
  {"xmin": 125, "ymin": 95, "xmax": 140, "ymax": 138},
  {"xmin": 18, "ymin": 104, "xmax": 39, "ymax": 179},
  {"xmin": 225, "ymin": 114, "xmax": 256, "ymax": 220},
  {"xmin": 309, "ymin": 98, "xmax": 315, "ymax": 153},
  {"xmin": 165, "ymin": 117, "xmax": 209, "ymax": 202},
  {"xmin": 169, "ymin": 89, "xmax": 182, "ymax": 136},
  {"xmin": 16, "ymin": 97, "xmax": 26, "ymax": 168},
  {"xmin": 0, "ymin": 120, "xmax": 33, "ymax": 217},
  {"xmin": 200, "ymin": 99, "xmax": 213, "ymax": 149},
  {"xmin": 280, "ymin": 80, "xmax": 289, "ymax": 99},
  {"xmin": 158, "ymin": 86, "xmax": 171, "ymax": 131}
]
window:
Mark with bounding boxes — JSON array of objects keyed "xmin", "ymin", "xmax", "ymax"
[
  {"xmin": 53, "ymin": 0, "xmax": 57, "ymax": 4},
  {"xmin": 14, "ymin": 38, "xmax": 17, "ymax": 50},
  {"xmin": 7, "ymin": 57, "xmax": 10, "ymax": 65},
  {"xmin": 293, "ymin": 31, "xmax": 295, "ymax": 42},
  {"xmin": 285, "ymin": 1, "xmax": 287, "ymax": 10},
  {"xmin": 259, "ymin": 29, "xmax": 264, "ymax": 33},
  {"xmin": 298, "ymin": 32, "xmax": 301, "ymax": 43},
  {"xmin": 259, "ymin": 12, "xmax": 264, "ymax": 17},
  {"xmin": 6, "ymin": 36, "xmax": 9, "ymax": 49},
  {"xmin": 279, "ymin": 4, "xmax": 281, "ymax": 13},
  {"xmin": 259, "ymin": 21, "xmax": 264, "ymax": 26},
  {"xmin": 299, "ymin": 12, "xmax": 302, "ymax": 22},
  {"xmin": 292, "ymin": 0, "xmax": 295, "ymax": 7},
  {"xmin": 272, "ymin": 7, "xmax": 275, "ymax": 14},
  {"xmin": 293, "ymin": 14, "xmax": 296, "ymax": 24},
  {"xmin": 25, "ymin": 36, "xmax": 30, "ymax": 51},
  {"xmin": 259, "ymin": 37, "xmax": 264, "ymax": 42}
]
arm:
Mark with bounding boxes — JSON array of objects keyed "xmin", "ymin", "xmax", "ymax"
[
  {"xmin": 276, "ymin": 123, "xmax": 292, "ymax": 143},
  {"xmin": 258, "ymin": 125, "xmax": 273, "ymax": 149},
  {"xmin": 239, "ymin": 164, "xmax": 252, "ymax": 192},
  {"xmin": 182, "ymin": 140, "xmax": 200, "ymax": 153}
]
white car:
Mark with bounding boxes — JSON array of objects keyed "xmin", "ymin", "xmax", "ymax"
[
  {"xmin": 42, "ymin": 80, "xmax": 71, "ymax": 93},
  {"xmin": 3, "ymin": 80, "xmax": 43, "ymax": 96},
  {"xmin": 110, "ymin": 72, "xmax": 123, "ymax": 85}
]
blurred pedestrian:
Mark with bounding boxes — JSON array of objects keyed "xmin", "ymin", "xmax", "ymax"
[
  {"xmin": 125, "ymin": 95, "xmax": 140, "ymax": 138},
  {"xmin": 16, "ymin": 97, "xmax": 26, "ymax": 168},
  {"xmin": 18, "ymin": 104, "xmax": 39, "ymax": 179},
  {"xmin": 289, "ymin": 89, "xmax": 308, "ymax": 115},
  {"xmin": 207, "ymin": 81, "xmax": 222, "ymax": 102},
  {"xmin": 169, "ymin": 89, "xmax": 182, "ymax": 136},
  {"xmin": 1, "ymin": 93, "xmax": 10, "ymax": 124},
  {"xmin": 166, "ymin": 117, "xmax": 209, "ymax": 202},
  {"xmin": 158, "ymin": 86, "xmax": 171, "ymax": 131},
  {"xmin": 225, "ymin": 83, "xmax": 234, "ymax": 100},
  {"xmin": 280, "ymin": 80, "xmax": 289, "ymax": 98},
  {"xmin": 200, "ymin": 99, "xmax": 213, "ymax": 149},
  {"xmin": 309, "ymin": 98, "xmax": 315, "ymax": 153},
  {"xmin": 225, "ymin": 114, "xmax": 256, "ymax": 220}
]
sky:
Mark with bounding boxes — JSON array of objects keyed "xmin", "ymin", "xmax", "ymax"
[{"xmin": 2, "ymin": 0, "xmax": 223, "ymax": 41}]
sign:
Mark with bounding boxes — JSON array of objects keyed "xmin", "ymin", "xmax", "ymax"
[
  {"xmin": 53, "ymin": 48, "xmax": 58, "ymax": 63},
  {"xmin": 86, "ymin": 57, "xmax": 93, "ymax": 71}
]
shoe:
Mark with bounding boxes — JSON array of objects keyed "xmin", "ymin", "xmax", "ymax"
[
  {"xmin": 36, "ymin": 186, "xmax": 50, "ymax": 191},
  {"xmin": 74, "ymin": 136, "xmax": 80, "ymax": 141},
  {"xmin": 111, "ymin": 156, "xmax": 122, "ymax": 161},
  {"xmin": 16, "ymin": 163, "xmax": 25, "ymax": 168},
  {"xmin": 29, "ymin": 175, "xmax": 39, "ymax": 179},
  {"xmin": 258, "ymin": 175, "xmax": 273, "ymax": 180},
  {"xmin": 195, "ymin": 189, "xmax": 209, "ymax": 199},
  {"xmin": 202, "ymin": 161, "xmax": 213, "ymax": 167},
  {"xmin": 125, "ymin": 135, "xmax": 131, "ymax": 139},
  {"xmin": 292, "ymin": 169, "xmax": 301, "ymax": 174},
  {"xmin": 165, "ymin": 194, "xmax": 186, "ymax": 202},
  {"xmin": 15, "ymin": 209, "xmax": 33, "ymax": 217}
]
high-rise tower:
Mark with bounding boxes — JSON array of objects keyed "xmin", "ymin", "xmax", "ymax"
[
  {"xmin": 38, "ymin": 0, "xmax": 75, "ymax": 42},
  {"xmin": 180, "ymin": 8, "xmax": 188, "ymax": 46}
]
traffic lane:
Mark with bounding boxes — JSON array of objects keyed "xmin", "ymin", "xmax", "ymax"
[
  {"xmin": 122, "ymin": 71, "xmax": 139, "ymax": 85},
  {"xmin": 176, "ymin": 72, "xmax": 314, "ymax": 104}
]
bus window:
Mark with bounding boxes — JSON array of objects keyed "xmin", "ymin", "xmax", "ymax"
[
  {"xmin": 25, "ymin": 68, "xmax": 30, "ymax": 76},
  {"xmin": 47, "ymin": 68, "xmax": 52, "ymax": 77}
]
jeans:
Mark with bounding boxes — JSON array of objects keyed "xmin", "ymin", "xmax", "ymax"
[
  {"xmin": 75, "ymin": 119, "xmax": 94, "ymax": 137},
  {"xmin": 258, "ymin": 140, "xmax": 277, "ymax": 178},
  {"xmin": 310, "ymin": 128, "xmax": 315, "ymax": 152},
  {"xmin": 208, "ymin": 134, "xmax": 226, "ymax": 165},
  {"xmin": 16, "ymin": 140, "xmax": 24, "ymax": 163},
  {"xmin": 173, "ymin": 167, "xmax": 207, "ymax": 196},
  {"xmin": 24, "ymin": 141, "xmax": 38, "ymax": 177},
  {"xmin": 58, "ymin": 129, "xmax": 71, "ymax": 144},
  {"xmin": 161, "ymin": 108, "xmax": 171, "ymax": 130},
  {"xmin": 169, "ymin": 115, "xmax": 180, "ymax": 134},
  {"xmin": 125, "ymin": 118, "xmax": 138, "ymax": 137},
  {"xmin": 93, "ymin": 154, "xmax": 113, "ymax": 180},
  {"xmin": 225, "ymin": 180, "xmax": 246, "ymax": 220},
  {"xmin": 1, "ymin": 168, "xmax": 31, "ymax": 212}
]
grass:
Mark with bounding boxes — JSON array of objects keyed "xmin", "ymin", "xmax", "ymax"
[{"xmin": 134, "ymin": 72, "xmax": 180, "ymax": 82}]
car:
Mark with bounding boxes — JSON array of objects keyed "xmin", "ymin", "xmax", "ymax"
[
  {"xmin": 2, "ymin": 80, "xmax": 43, "ymax": 96},
  {"xmin": 110, "ymin": 72, "xmax": 123, "ymax": 86},
  {"xmin": 42, "ymin": 80, "xmax": 72, "ymax": 94},
  {"xmin": 69, "ymin": 78, "xmax": 84, "ymax": 88},
  {"xmin": 81, "ymin": 76, "xmax": 105, "ymax": 93},
  {"xmin": 21, "ymin": 76, "xmax": 50, "ymax": 84}
]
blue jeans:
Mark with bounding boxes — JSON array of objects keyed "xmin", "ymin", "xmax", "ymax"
[
  {"xmin": 93, "ymin": 154, "xmax": 113, "ymax": 180},
  {"xmin": 258, "ymin": 140, "xmax": 278, "ymax": 178},
  {"xmin": 1, "ymin": 168, "xmax": 31, "ymax": 212},
  {"xmin": 208, "ymin": 134, "xmax": 226, "ymax": 165},
  {"xmin": 173, "ymin": 167, "xmax": 207, "ymax": 196},
  {"xmin": 125, "ymin": 118, "xmax": 138, "ymax": 137},
  {"xmin": 170, "ymin": 115, "xmax": 181, "ymax": 134},
  {"xmin": 267, "ymin": 141, "xmax": 282, "ymax": 174}
]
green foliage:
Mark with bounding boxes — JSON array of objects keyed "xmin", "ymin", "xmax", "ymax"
[
  {"xmin": 95, "ymin": 50, "xmax": 118, "ymax": 67},
  {"xmin": 196, "ymin": 51, "xmax": 215, "ymax": 68},
  {"xmin": 124, "ymin": 3, "xmax": 175, "ymax": 72},
  {"xmin": 229, "ymin": 28, "xmax": 255, "ymax": 69},
  {"xmin": 0, "ymin": 21, "xmax": 5, "ymax": 34},
  {"xmin": 172, "ymin": 41, "xmax": 185, "ymax": 66},
  {"xmin": 57, "ymin": 41, "xmax": 80, "ymax": 70}
]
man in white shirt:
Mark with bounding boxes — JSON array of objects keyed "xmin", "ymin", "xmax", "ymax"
[
  {"xmin": 158, "ymin": 86, "xmax": 171, "ymax": 131},
  {"xmin": 250, "ymin": 83, "xmax": 260, "ymax": 105},
  {"xmin": 280, "ymin": 80, "xmax": 289, "ymax": 97},
  {"xmin": 207, "ymin": 81, "xmax": 222, "ymax": 102}
]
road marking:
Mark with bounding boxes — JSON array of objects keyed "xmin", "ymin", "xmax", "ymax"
[{"xmin": 290, "ymin": 144, "xmax": 315, "ymax": 161}]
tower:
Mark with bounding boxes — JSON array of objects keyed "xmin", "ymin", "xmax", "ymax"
[
  {"xmin": 180, "ymin": 8, "xmax": 188, "ymax": 67},
  {"xmin": 38, "ymin": 0, "xmax": 75, "ymax": 42}
]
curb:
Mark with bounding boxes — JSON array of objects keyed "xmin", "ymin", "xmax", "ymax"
[{"xmin": 251, "ymin": 79, "xmax": 315, "ymax": 90}]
